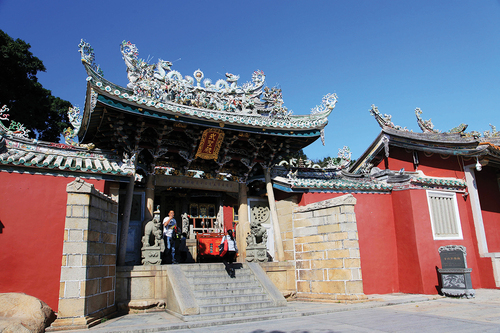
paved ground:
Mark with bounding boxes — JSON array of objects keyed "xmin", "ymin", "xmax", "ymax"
[{"xmin": 57, "ymin": 289, "xmax": 500, "ymax": 333}]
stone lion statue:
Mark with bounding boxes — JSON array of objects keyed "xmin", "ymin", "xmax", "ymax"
[
  {"xmin": 246, "ymin": 221, "xmax": 267, "ymax": 246},
  {"xmin": 142, "ymin": 215, "xmax": 164, "ymax": 252}
]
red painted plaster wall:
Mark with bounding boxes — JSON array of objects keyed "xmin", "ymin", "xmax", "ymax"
[
  {"xmin": 475, "ymin": 165, "xmax": 500, "ymax": 253},
  {"xmin": 391, "ymin": 190, "xmax": 424, "ymax": 293},
  {"xmin": 393, "ymin": 189, "xmax": 492, "ymax": 293},
  {"xmin": 299, "ymin": 192, "xmax": 399, "ymax": 294},
  {"xmin": 0, "ymin": 172, "xmax": 105, "ymax": 311},
  {"xmin": 372, "ymin": 147, "xmax": 498, "ymax": 291},
  {"xmin": 299, "ymin": 185, "xmax": 495, "ymax": 295},
  {"xmin": 377, "ymin": 147, "xmax": 469, "ymax": 179}
]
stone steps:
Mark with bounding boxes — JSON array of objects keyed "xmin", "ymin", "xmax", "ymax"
[
  {"xmin": 184, "ymin": 272, "xmax": 253, "ymax": 281},
  {"xmin": 178, "ymin": 262, "xmax": 286, "ymax": 320},
  {"xmin": 191, "ymin": 280, "xmax": 259, "ymax": 291},
  {"xmin": 196, "ymin": 293, "xmax": 270, "ymax": 306},
  {"xmin": 193, "ymin": 286, "xmax": 264, "ymax": 298},
  {"xmin": 199, "ymin": 300, "xmax": 275, "ymax": 314},
  {"xmin": 181, "ymin": 304, "xmax": 292, "ymax": 322},
  {"xmin": 183, "ymin": 267, "xmax": 253, "ymax": 276}
]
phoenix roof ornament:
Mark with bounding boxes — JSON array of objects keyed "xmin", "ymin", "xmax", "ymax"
[
  {"xmin": 415, "ymin": 108, "xmax": 440, "ymax": 133},
  {"xmin": 369, "ymin": 105, "xmax": 407, "ymax": 131}
]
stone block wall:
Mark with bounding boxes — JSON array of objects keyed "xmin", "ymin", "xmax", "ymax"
[
  {"xmin": 115, "ymin": 265, "xmax": 169, "ymax": 312},
  {"xmin": 275, "ymin": 196, "xmax": 298, "ymax": 261},
  {"xmin": 50, "ymin": 178, "xmax": 118, "ymax": 330},
  {"xmin": 293, "ymin": 194, "xmax": 366, "ymax": 301},
  {"xmin": 259, "ymin": 261, "xmax": 296, "ymax": 296}
]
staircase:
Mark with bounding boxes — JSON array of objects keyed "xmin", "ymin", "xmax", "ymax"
[{"xmin": 176, "ymin": 262, "xmax": 289, "ymax": 321}]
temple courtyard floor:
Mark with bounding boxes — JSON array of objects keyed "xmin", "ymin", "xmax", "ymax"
[{"xmin": 57, "ymin": 289, "xmax": 500, "ymax": 333}]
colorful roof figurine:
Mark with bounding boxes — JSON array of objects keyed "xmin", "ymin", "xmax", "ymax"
[{"xmin": 74, "ymin": 40, "xmax": 337, "ymax": 183}]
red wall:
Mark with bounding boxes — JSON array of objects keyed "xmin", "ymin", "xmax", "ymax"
[
  {"xmin": 0, "ymin": 172, "xmax": 105, "ymax": 311},
  {"xmin": 378, "ymin": 148, "xmax": 469, "ymax": 179},
  {"xmin": 372, "ymin": 147, "xmax": 498, "ymax": 292},
  {"xmin": 299, "ymin": 192, "xmax": 399, "ymax": 294},
  {"xmin": 299, "ymin": 184, "xmax": 497, "ymax": 294},
  {"xmin": 394, "ymin": 189, "xmax": 493, "ymax": 293},
  {"xmin": 475, "ymin": 165, "xmax": 500, "ymax": 253}
]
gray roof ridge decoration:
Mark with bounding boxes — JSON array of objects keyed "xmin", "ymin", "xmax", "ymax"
[
  {"xmin": 0, "ymin": 134, "xmax": 133, "ymax": 177},
  {"xmin": 272, "ymin": 165, "xmax": 466, "ymax": 193},
  {"xmin": 78, "ymin": 40, "xmax": 336, "ymax": 137},
  {"xmin": 276, "ymin": 146, "xmax": 352, "ymax": 171},
  {"xmin": 371, "ymin": 105, "xmax": 493, "ymax": 139},
  {"xmin": 415, "ymin": 107, "xmax": 439, "ymax": 133},
  {"xmin": 370, "ymin": 105, "xmax": 409, "ymax": 132}
]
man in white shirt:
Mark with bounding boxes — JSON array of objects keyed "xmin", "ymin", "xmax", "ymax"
[{"xmin": 163, "ymin": 210, "xmax": 178, "ymax": 264}]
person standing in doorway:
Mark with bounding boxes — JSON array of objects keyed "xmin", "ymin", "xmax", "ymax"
[{"xmin": 163, "ymin": 210, "xmax": 178, "ymax": 264}]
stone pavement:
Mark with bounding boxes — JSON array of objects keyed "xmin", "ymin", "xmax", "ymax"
[{"xmin": 54, "ymin": 289, "xmax": 500, "ymax": 333}]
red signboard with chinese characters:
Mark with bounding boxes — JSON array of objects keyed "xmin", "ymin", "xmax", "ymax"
[{"xmin": 195, "ymin": 128, "xmax": 225, "ymax": 160}]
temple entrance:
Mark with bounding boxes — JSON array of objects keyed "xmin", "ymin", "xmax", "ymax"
[
  {"xmin": 154, "ymin": 186, "xmax": 237, "ymax": 263},
  {"xmin": 154, "ymin": 187, "xmax": 233, "ymax": 237},
  {"xmin": 118, "ymin": 186, "xmax": 238, "ymax": 265}
]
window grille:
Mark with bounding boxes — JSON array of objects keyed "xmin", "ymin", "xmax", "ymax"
[{"xmin": 426, "ymin": 190, "xmax": 463, "ymax": 240}]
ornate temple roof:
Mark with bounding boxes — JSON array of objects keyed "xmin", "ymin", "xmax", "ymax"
[
  {"xmin": 0, "ymin": 135, "xmax": 133, "ymax": 179},
  {"xmin": 78, "ymin": 40, "xmax": 335, "ymax": 141},
  {"xmin": 350, "ymin": 106, "xmax": 500, "ymax": 174},
  {"xmin": 0, "ymin": 105, "xmax": 133, "ymax": 179},
  {"xmin": 74, "ymin": 40, "xmax": 337, "ymax": 183}
]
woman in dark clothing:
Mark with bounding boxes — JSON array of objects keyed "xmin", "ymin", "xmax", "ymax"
[{"xmin": 220, "ymin": 229, "xmax": 238, "ymax": 278}]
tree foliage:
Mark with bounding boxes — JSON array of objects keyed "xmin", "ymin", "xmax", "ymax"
[{"xmin": 0, "ymin": 30, "xmax": 71, "ymax": 141}]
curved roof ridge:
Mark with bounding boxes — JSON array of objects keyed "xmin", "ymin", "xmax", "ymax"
[{"xmin": 78, "ymin": 39, "xmax": 335, "ymax": 133}]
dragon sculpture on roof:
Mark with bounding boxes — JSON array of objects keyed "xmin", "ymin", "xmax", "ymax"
[{"xmin": 119, "ymin": 41, "xmax": 268, "ymax": 115}]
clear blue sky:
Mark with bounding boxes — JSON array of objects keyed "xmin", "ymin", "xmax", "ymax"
[{"xmin": 1, "ymin": 1, "xmax": 499, "ymax": 161}]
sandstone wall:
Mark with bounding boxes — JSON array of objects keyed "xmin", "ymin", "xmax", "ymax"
[
  {"xmin": 50, "ymin": 178, "xmax": 118, "ymax": 330},
  {"xmin": 292, "ymin": 194, "xmax": 365, "ymax": 301},
  {"xmin": 275, "ymin": 196, "xmax": 298, "ymax": 262}
]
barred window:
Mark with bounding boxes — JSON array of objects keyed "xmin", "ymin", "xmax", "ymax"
[{"xmin": 426, "ymin": 190, "xmax": 463, "ymax": 240}]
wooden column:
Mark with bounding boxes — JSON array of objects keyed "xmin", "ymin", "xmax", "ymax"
[
  {"xmin": 117, "ymin": 174, "xmax": 135, "ymax": 266},
  {"xmin": 236, "ymin": 182, "xmax": 249, "ymax": 262},
  {"xmin": 265, "ymin": 168, "xmax": 285, "ymax": 261},
  {"xmin": 117, "ymin": 154, "xmax": 138, "ymax": 267},
  {"xmin": 144, "ymin": 172, "xmax": 155, "ymax": 223}
]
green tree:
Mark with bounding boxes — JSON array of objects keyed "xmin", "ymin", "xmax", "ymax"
[{"xmin": 0, "ymin": 30, "xmax": 71, "ymax": 141}]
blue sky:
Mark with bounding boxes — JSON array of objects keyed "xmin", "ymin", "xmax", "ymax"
[{"xmin": 1, "ymin": 1, "xmax": 499, "ymax": 161}]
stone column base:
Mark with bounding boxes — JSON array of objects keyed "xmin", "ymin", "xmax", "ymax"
[
  {"xmin": 246, "ymin": 244, "xmax": 268, "ymax": 262},
  {"xmin": 47, "ymin": 306, "xmax": 116, "ymax": 331},
  {"xmin": 142, "ymin": 246, "xmax": 162, "ymax": 265}
]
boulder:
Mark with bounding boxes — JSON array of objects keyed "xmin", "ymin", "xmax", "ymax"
[{"xmin": 0, "ymin": 293, "xmax": 55, "ymax": 333}]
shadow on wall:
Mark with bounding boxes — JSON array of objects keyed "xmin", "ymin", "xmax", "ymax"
[{"xmin": 0, "ymin": 220, "xmax": 4, "ymax": 233}]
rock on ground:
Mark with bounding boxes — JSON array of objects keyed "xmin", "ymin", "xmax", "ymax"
[{"xmin": 0, "ymin": 293, "xmax": 55, "ymax": 333}]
